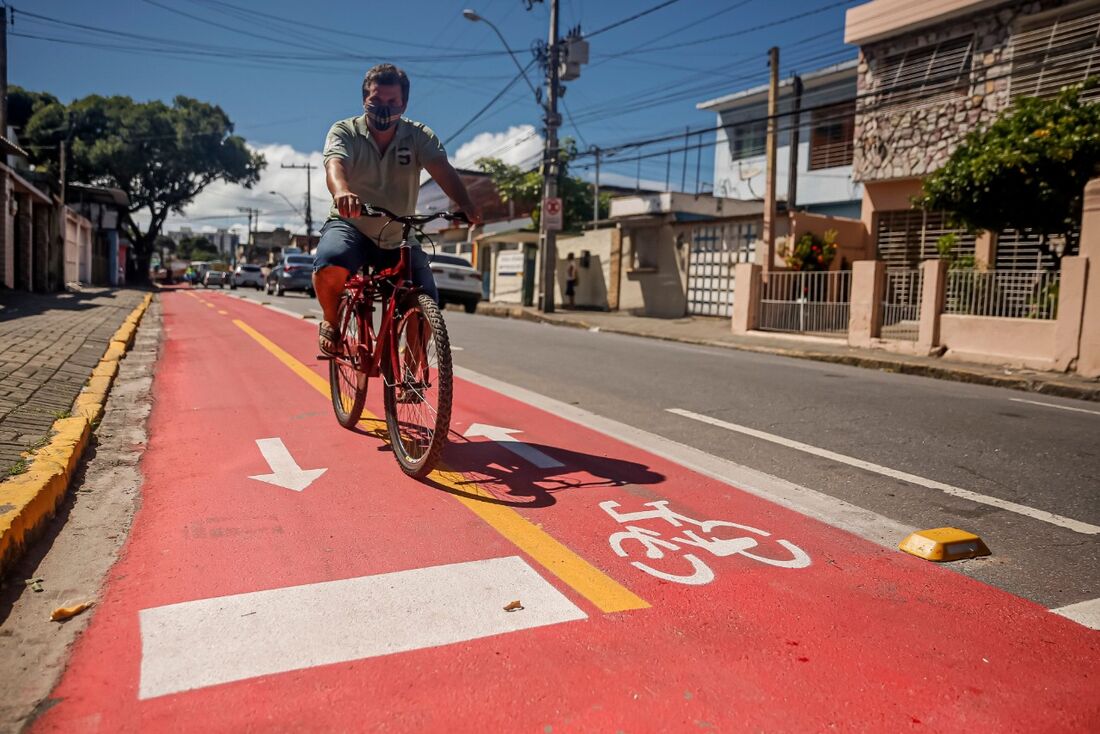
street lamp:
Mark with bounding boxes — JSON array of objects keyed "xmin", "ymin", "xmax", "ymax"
[
  {"xmin": 268, "ymin": 190, "xmax": 309, "ymax": 254},
  {"xmin": 268, "ymin": 190, "xmax": 303, "ymax": 219},
  {"xmin": 462, "ymin": 9, "xmax": 541, "ymax": 101}
]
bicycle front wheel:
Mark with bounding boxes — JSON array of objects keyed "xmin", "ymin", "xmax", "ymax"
[
  {"xmin": 329, "ymin": 293, "xmax": 367, "ymax": 428},
  {"xmin": 383, "ymin": 293, "xmax": 453, "ymax": 477}
]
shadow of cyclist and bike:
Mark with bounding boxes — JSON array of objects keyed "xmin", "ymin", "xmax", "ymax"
[{"xmin": 418, "ymin": 430, "xmax": 666, "ymax": 509}]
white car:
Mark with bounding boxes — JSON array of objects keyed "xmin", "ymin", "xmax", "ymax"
[
  {"xmin": 429, "ymin": 254, "xmax": 483, "ymax": 313},
  {"xmin": 233, "ymin": 264, "xmax": 264, "ymax": 290}
]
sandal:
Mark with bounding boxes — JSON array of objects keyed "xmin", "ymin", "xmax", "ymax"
[{"xmin": 318, "ymin": 321, "xmax": 340, "ymax": 358}]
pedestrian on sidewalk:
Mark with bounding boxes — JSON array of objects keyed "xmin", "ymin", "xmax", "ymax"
[{"xmin": 565, "ymin": 252, "xmax": 578, "ymax": 309}]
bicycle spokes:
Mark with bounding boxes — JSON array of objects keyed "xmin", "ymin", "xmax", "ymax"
[{"xmin": 391, "ymin": 310, "xmax": 440, "ymax": 457}]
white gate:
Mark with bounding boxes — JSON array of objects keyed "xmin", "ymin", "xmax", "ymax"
[{"xmin": 686, "ymin": 221, "xmax": 758, "ymax": 317}]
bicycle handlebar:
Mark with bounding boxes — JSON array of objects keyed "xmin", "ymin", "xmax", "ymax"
[{"xmin": 359, "ymin": 204, "xmax": 470, "ymax": 226}]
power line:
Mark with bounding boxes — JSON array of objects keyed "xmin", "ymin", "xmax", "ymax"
[
  {"xmin": 442, "ymin": 61, "xmax": 537, "ymax": 147},
  {"xmin": 594, "ymin": 0, "xmax": 858, "ymax": 61},
  {"xmin": 585, "ymin": 0, "xmax": 685, "ymax": 39}
]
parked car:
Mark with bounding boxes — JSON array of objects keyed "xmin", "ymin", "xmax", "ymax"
[
  {"xmin": 202, "ymin": 269, "xmax": 231, "ymax": 288},
  {"xmin": 430, "ymin": 253, "xmax": 483, "ymax": 313},
  {"xmin": 266, "ymin": 255, "xmax": 315, "ymax": 296},
  {"xmin": 232, "ymin": 264, "xmax": 264, "ymax": 290}
]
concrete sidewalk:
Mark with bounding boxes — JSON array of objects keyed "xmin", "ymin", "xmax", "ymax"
[
  {"xmin": 468, "ymin": 302, "xmax": 1100, "ymax": 402},
  {"xmin": 0, "ymin": 288, "xmax": 149, "ymax": 474}
]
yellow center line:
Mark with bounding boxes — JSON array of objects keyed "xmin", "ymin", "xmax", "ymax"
[{"xmin": 233, "ymin": 318, "xmax": 648, "ymax": 614}]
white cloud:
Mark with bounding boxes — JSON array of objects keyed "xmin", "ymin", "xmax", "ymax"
[
  {"xmin": 137, "ymin": 126, "xmax": 546, "ymax": 236},
  {"xmin": 451, "ymin": 124, "xmax": 544, "ymax": 170},
  {"xmin": 133, "ymin": 143, "xmax": 328, "ymax": 236}
]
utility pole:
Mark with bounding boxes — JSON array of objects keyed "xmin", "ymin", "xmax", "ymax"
[
  {"xmin": 1, "ymin": 6, "xmax": 8, "ymax": 138},
  {"xmin": 592, "ymin": 145, "xmax": 600, "ymax": 227},
  {"xmin": 762, "ymin": 47, "xmax": 779, "ymax": 275},
  {"xmin": 537, "ymin": 0, "xmax": 561, "ymax": 313},
  {"xmin": 787, "ymin": 74, "xmax": 803, "ymax": 212},
  {"xmin": 238, "ymin": 207, "xmax": 259, "ymax": 262},
  {"xmin": 281, "ymin": 162, "xmax": 314, "ymax": 250}
]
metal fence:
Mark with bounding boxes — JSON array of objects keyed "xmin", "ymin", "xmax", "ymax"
[
  {"xmin": 881, "ymin": 268, "xmax": 923, "ymax": 341},
  {"xmin": 944, "ymin": 269, "xmax": 1060, "ymax": 320},
  {"xmin": 758, "ymin": 270, "xmax": 852, "ymax": 337}
]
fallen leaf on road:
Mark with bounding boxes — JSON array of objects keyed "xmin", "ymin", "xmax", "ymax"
[
  {"xmin": 51, "ymin": 601, "xmax": 94, "ymax": 622},
  {"xmin": 503, "ymin": 600, "xmax": 523, "ymax": 612}
]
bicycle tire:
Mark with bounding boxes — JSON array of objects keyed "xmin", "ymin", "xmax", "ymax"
[
  {"xmin": 382, "ymin": 293, "xmax": 453, "ymax": 477},
  {"xmin": 329, "ymin": 293, "xmax": 367, "ymax": 428}
]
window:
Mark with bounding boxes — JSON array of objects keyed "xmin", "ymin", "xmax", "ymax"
[
  {"xmin": 728, "ymin": 120, "xmax": 767, "ymax": 160},
  {"xmin": 875, "ymin": 35, "xmax": 974, "ymax": 106},
  {"xmin": 876, "ymin": 210, "xmax": 976, "ymax": 268},
  {"xmin": 808, "ymin": 101, "xmax": 855, "ymax": 170},
  {"xmin": 286, "ymin": 255, "xmax": 314, "ymax": 265},
  {"xmin": 1011, "ymin": 2, "xmax": 1100, "ymax": 101}
]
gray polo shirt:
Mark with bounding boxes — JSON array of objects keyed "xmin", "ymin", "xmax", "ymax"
[{"xmin": 322, "ymin": 115, "xmax": 447, "ymax": 248}]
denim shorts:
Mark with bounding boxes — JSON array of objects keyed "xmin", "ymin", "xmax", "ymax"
[{"xmin": 313, "ymin": 218, "xmax": 438, "ymax": 303}]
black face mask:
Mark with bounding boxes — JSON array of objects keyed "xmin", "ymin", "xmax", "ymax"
[{"xmin": 365, "ymin": 102, "xmax": 403, "ymax": 131}]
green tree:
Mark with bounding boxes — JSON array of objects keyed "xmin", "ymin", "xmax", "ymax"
[
  {"xmin": 921, "ymin": 80, "xmax": 1100, "ymax": 267},
  {"xmin": 476, "ymin": 138, "xmax": 609, "ymax": 232},
  {"xmin": 177, "ymin": 236, "xmax": 218, "ymax": 261},
  {"xmin": 23, "ymin": 94, "xmax": 265, "ymax": 281},
  {"xmin": 7, "ymin": 86, "xmax": 59, "ymax": 134}
]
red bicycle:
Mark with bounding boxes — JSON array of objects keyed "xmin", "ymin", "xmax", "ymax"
[{"xmin": 327, "ymin": 205, "xmax": 467, "ymax": 477}]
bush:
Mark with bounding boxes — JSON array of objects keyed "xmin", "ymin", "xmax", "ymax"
[{"xmin": 779, "ymin": 229, "xmax": 838, "ymax": 271}]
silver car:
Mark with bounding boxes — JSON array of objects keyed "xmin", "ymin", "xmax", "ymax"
[{"xmin": 233, "ymin": 264, "xmax": 264, "ymax": 290}]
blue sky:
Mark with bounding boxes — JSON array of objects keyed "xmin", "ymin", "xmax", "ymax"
[{"xmin": 13, "ymin": 0, "xmax": 859, "ymax": 233}]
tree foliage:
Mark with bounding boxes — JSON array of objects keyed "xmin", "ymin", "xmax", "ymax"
[
  {"xmin": 921, "ymin": 81, "xmax": 1100, "ymax": 264},
  {"xmin": 21, "ymin": 94, "xmax": 265, "ymax": 280},
  {"xmin": 7, "ymin": 85, "xmax": 59, "ymax": 133},
  {"xmin": 476, "ymin": 138, "xmax": 609, "ymax": 232}
]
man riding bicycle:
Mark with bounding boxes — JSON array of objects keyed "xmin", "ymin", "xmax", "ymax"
[{"xmin": 314, "ymin": 63, "xmax": 482, "ymax": 357}]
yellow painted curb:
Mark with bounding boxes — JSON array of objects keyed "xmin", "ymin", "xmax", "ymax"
[
  {"xmin": 0, "ymin": 292, "xmax": 154, "ymax": 578},
  {"xmin": 91, "ymin": 360, "xmax": 119, "ymax": 381},
  {"xmin": 102, "ymin": 341, "xmax": 127, "ymax": 363}
]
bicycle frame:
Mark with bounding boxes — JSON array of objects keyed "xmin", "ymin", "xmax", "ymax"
[{"xmin": 331, "ymin": 221, "xmax": 420, "ymax": 384}]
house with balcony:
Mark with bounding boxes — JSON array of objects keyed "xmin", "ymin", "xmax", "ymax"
[
  {"xmin": 697, "ymin": 59, "xmax": 862, "ymax": 219},
  {"xmin": 728, "ymin": 0, "xmax": 1100, "ymax": 376},
  {"xmin": 846, "ymin": 0, "xmax": 1100, "ymax": 271}
]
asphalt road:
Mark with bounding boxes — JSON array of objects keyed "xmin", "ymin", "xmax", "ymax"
[{"xmin": 227, "ymin": 288, "xmax": 1100, "ymax": 610}]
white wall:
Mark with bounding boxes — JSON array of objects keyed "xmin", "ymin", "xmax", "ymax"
[{"xmin": 708, "ymin": 73, "xmax": 862, "ymax": 214}]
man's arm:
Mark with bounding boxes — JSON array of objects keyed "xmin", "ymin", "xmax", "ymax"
[
  {"xmin": 423, "ymin": 158, "xmax": 483, "ymax": 224},
  {"xmin": 325, "ymin": 158, "xmax": 361, "ymax": 218}
]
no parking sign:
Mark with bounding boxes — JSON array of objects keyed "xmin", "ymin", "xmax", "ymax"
[{"xmin": 543, "ymin": 197, "xmax": 563, "ymax": 231}]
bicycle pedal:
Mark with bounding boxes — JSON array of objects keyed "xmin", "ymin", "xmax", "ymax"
[{"xmin": 316, "ymin": 353, "xmax": 334, "ymax": 361}]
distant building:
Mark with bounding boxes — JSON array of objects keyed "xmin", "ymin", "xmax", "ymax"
[
  {"xmin": 164, "ymin": 227, "xmax": 239, "ymax": 259},
  {"xmin": 67, "ymin": 184, "xmax": 132, "ymax": 286},
  {"xmin": 696, "ymin": 59, "xmax": 862, "ymax": 219}
]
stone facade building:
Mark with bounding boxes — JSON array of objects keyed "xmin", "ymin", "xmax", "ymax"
[{"xmin": 845, "ymin": 0, "xmax": 1100, "ymax": 268}]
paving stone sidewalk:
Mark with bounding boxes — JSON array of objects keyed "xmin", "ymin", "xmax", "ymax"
[
  {"xmin": 470, "ymin": 303, "xmax": 1100, "ymax": 402},
  {"xmin": 0, "ymin": 288, "xmax": 148, "ymax": 474}
]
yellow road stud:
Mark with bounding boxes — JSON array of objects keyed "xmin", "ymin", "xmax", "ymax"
[{"xmin": 899, "ymin": 527, "xmax": 990, "ymax": 561}]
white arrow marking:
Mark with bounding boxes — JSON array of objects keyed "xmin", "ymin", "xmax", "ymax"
[
  {"xmin": 248, "ymin": 438, "xmax": 327, "ymax": 492},
  {"xmin": 463, "ymin": 423, "xmax": 564, "ymax": 469}
]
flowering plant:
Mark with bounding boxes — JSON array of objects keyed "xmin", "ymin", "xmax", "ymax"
[{"xmin": 779, "ymin": 229, "xmax": 838, "ymax": 271}]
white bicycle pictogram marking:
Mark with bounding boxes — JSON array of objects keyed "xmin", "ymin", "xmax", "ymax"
[{"xmin": 600, "ymin": 499, "xmax": 811, "ymax": 585}]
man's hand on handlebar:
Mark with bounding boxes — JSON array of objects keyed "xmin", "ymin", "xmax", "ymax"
[{"xmin": 334, "ymin": 191, "xmax": 362, "ymax": 218}]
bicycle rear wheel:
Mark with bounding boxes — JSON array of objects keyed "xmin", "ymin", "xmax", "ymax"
[
  {"xmin": 382, "ymin": 293, "xmax": 453, "ymax": 477},
  {"xmin": 329, "ymin": 293, "xmax": 367, "ymax": 428}
]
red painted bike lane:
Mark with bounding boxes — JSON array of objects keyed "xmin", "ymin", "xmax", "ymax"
[{"xmin": 34, "ymin": 291, "xmax": 1099, "ymax": 733}]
